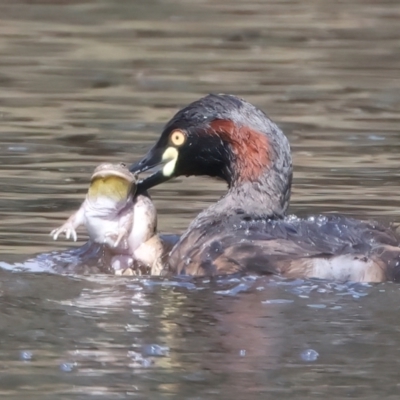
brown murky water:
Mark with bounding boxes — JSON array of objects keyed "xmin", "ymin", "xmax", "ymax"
[{"xmin": 0, "ymin": 0, "xmax": 400, "ymax": 398}]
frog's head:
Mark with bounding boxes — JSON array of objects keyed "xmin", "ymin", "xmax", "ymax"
[{"xmin": 88, "ymin": 163, "xmax": 137, "ymax": 204}]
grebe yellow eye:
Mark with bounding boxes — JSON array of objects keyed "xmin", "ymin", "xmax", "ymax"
[{"xmin": 170, "ymin": 130, "xmax": 186, "ymax": 146}]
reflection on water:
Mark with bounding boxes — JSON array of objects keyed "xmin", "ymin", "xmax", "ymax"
[
  {"xmin": 0, "ymin": 0, "xmax": 400, "ymax": 398},
  {"xmin": 2, "ymin": 273, "xmax": 400, "ymax": 399}
]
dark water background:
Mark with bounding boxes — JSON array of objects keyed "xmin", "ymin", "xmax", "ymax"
[{"xmin": 0, "ymin": 0, "xmax": 400, "ymax": 398}]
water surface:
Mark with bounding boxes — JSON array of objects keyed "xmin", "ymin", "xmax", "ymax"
[{"xmin": 0, "ymin": 0, "xmax": 400, "ymax": 398}]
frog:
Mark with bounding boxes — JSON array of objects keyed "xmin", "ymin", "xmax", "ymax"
[{"xmin": 50, "ymin": 162, "xmax": 164, "ymax": 275}]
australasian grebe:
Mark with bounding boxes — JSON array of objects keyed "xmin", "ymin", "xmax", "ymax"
[{"xmin": 130, "ymin": 94, "xmax": 400, "ymax": 282}]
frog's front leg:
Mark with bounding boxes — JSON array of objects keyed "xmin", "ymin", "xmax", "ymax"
[{"xmin": 50, "ymin": 206, "xmax": 85, "ymax": 242}]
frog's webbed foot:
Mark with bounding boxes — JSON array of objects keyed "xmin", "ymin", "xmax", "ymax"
[{"xmin": 50, "ymin": 222, "xmax": 78, "ymax": 242}]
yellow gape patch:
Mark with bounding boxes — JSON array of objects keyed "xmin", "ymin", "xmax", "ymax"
[
  {"xmin": 88, "ymin": 176, "xmax": 133, "ymax": 201},
  {"xmin": 162, "ymin": 147, "xmax": 179, "ymax": 177}
]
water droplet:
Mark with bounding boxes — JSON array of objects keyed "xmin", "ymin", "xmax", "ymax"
[
  {"xmin": 142, "ymin": 344, "xmax": 169, "ymax": 357},
  {"xmin": 286, "ymin": 214, "xmax": 299, "ymax": 223},
  {"xmin": 141, "ymin": 358, "xmax": 153, "ymax": 368},
  {"xmin": 239, "ymin": 349, "xmax": 246, "ymax": 356},
  {"xmin": 59, "ymin": 362, "xmax": 77, "ymax": 372},
  {"xmin": 127, "ymin": 351, "xmax": 153, "ymax": 367},
  {"xmin": 185, "ymin": 257, "xmax": 192, "ymax": 265},
  {"xmin": 301, "ymin": 349, "xmax": 319, "ymax": 362},
  {"xmin": 19, "ymin": 351, "xmax": 33, "ymax": 361}
]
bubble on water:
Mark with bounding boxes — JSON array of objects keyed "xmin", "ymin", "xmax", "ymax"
[
  {"xmin": 307, "ymin": 304, "xmax": 327, "ymax": 309},
  {"xmin": 262, "ymin": 299, "xmax": 294, "ymax": 304},
  {"xmin": 8, "ymin": 146, "xmax": 28, "ymax": 152},
  {"xmin": 242, "ymin": 275, "xmax": 258, "ymax": 282},
  {"xmin": 142, "ymin": 280, "xmax": 196, "ymax": 290},
  {"xmin": 300, "ymin": 349, "xmax": 319, "ymax": 362},
  {"xmin": 215, "ymin": 282, "xmax": 251, "ymax": 296},
  {"xmin": 19, "ymin": 351, "xmax": 33, "ymax": 361},
  {"xmin": 282, "ymin": 279, "xmax": 372, "ymax": 299},
  {"xmin": 59, "ymin": 362, "xmax": 77, "ymax": 372},
  {"xmin": 217, "ymin": 277, "xmax": 241, "ymax": 284},
  {"xmin": 368, "ymin": 134, "xmax": 385, "ymax": 141}
]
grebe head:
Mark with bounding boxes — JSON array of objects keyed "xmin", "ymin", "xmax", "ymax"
[{"xmin": 131, "ymin": 94, "xmax": 293, "ymax": 216}]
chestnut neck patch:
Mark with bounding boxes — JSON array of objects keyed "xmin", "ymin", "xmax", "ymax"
[{"xmin": 208, "ymin": 119, "xmax": 271, "ymax": 183}]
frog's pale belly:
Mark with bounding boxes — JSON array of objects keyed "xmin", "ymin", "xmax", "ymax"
[
  {"xmin": 82, "ymin": 197, "xmax": 154, "ymax": 256},
  {"xmin": 84, "ymin": 213, "xmax": 121, "ymax": 244}
]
